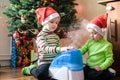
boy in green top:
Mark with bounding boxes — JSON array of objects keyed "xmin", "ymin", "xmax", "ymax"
[
  {"xmin": 22, "ymin": 7, "xmax": 68, "ymax": 80},
  {"xmin": 79, "ymin": 13, "xmax": 114, "ymax": 80}
]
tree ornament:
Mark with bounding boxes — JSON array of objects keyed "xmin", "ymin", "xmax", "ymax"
[
  {"xmin": 43, "ymin": 0, "xmax": 48, "ymax": 6},
  {"xmin": 18, "ymin": 28, "xmax": 25, "ymax": 35},
  {"xmin": 50, "ymin": 0, "xmax": 55, "ymax": 2},
  {"xmin": 13, "ymin": 31, "xmax": 20, "ymax": 39},
  {"xmin": 15, "ymin": 40, "xmax": 21, "ymax": 48},
  {"xmin": 21, "ymin": 15, "xmax": 26, "ymax": 23},
  {"xmin": 21, "ymin": 36, "xmax": 26, "ymax": 40},
  {"xmin": 33, "ymin": 29, "xmax": 39, "ymax": 35},
  {"xmin": 29, "ymin": 29, "xmax": 39, "ymax": 35},
  {"xmin": 27, "ymin": 45, "xmax": 33, "ymax": 51},
  {"xmin": 17, "ymin": 56, "xmax": 22, "ymax": 67},
  {"xmin": 23, "ymin": 31, "xmax": 28, "ymax": 36},
  {"xmin": 22, "ymin": 56, "xmax": 30, "ymax": 66}
]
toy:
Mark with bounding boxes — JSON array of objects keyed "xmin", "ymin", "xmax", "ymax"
[{"xmin": 49, "ymin": 49, "xmax": 84, "ymax": 80}]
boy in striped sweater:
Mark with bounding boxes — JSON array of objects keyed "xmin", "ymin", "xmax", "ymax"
[{"xmin": 22, "ymin": 7, "xmax": 68, "ymax": 80}]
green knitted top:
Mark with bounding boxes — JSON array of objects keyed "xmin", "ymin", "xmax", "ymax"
[{"xmin": 79, "ymin": 38, "xmax": 114, "ymax": 70}]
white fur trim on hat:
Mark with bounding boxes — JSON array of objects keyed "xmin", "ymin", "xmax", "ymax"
[
  {"xmin": 42, "ymin": 13, "xmax": 60, "ymax": 25},
  {"xmin": 87, "ymin": 24, "xmax": 104, "ymax": 36}
]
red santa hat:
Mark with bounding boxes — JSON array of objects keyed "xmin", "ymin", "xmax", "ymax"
[
  {"xmin": 87, "ymin": 13, "xmax": 108, "ymax": 36},
  {"xmin": 35, "ymin": 7, "xmax": 60, "ymax": 25}
]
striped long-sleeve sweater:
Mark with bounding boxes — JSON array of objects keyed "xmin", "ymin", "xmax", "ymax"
[{"xmin": 36, "ymin": 29, "xmax": 61, "ymax": 65}]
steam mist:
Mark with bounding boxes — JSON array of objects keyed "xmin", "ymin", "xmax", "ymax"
[{"xmin": 67, "ymin": 18, "xmax": 90, "ymax": 48}]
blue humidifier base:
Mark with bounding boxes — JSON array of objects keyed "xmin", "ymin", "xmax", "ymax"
[{"xmin": 49, "ymin": 49, "xmax": 84, "ymax": 80}]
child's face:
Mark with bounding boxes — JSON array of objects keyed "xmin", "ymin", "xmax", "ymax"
[
  {"xmin": 43, "ymin": 17, "xmax": 60, "ymax": 32},
  {"xmin": 89, "ymin": 29, "xmax": 103, "ymax": 41}
]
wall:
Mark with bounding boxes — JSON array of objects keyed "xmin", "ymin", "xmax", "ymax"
[
  {"xmin": 75, "ymin": 0, "xmax": 106, "ymax": 20},
  {"xmin": 0, "ymin": 0, "xmax": 11, "ymax": 66}
]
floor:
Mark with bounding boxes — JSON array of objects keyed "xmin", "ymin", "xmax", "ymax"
[
  {"xmin": 0, "ymin": 66, "xmax": 37, "ymax": 80},
  {"xmin": 0, "ymin": 66, "xmax": 120, "ymax": 80}
]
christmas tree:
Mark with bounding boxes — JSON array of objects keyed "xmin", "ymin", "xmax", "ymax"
[
  {"xmin": 3, "ymin": 0, "xmax": 77, "ymax": 38},
  {"xmin": 3, "ymin": 0, "xmax": 77, "ymax": 67}
]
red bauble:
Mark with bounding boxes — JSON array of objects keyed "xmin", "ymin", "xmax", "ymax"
[
  {"xmin": 21, "ymin": 15, "xmax": 25, "ymax": 23},
  {"xmin": 15, "ymin": 40, "xmax": 21, "ymax": 48},
  {"xmin": 23, "ymin": 31, "xmax": 27, "ymax": 36},
  {"xmin": 13, "ymin": 31, "xmax": 20, "ymax": 39},
  {"xmin": 50, "ymin": 0, "xmax": 55, "ymax": 2},
  {"xmin": 17, "ymin": 56, "xmax": 22, "ymax": 67}
]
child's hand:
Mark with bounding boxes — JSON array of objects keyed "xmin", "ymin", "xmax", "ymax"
[
  {"xmin": 60, "ymin": 47, "xmax": 69, "ymax": 52},
  {"xmin": 94, "ymin": 66, "xmax": 101, "ymax": 71},
  {"xmin": 67, "ymin": 46, "xmax": 76, "ymax": 49},
  {"xmin": 60, "ymin": 46, "xmax": 76, "ymax": 52}
]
